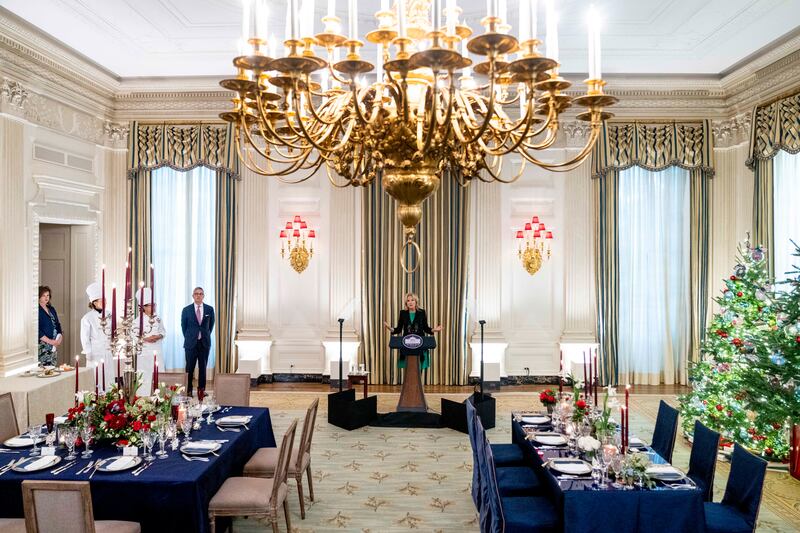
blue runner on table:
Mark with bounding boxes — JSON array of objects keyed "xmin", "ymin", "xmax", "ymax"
[
  {"xmin": 0, "ymin": 406, "xmax": 275, "ymax": 533},
  {"xmin": 511, "ymin": 417, "xmax": 706, "ymax": 533}
]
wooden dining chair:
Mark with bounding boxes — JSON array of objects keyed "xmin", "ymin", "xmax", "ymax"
[
  {"xmin": 209, "ymin": 419, "xmax": 298, "ymax": 533},
  {"xmin": 21, "ymin": 480, "xmax": 141, "ymax": 533},
  {"xmin": 212, "ymin": 373, "xmax": 251, "ymax": 407},
  {"xmin": 156, "ymin": 372, "xmax": 188, "ymax": 390},
  {"xmin": 0, "ymin": 518, "xmax": 25, "ymax": 533},
  {"xmin": 0, "ymin": 393, "xmax": 19, "ymax": 442},
  {"xmin": 244, "ymin": 398, "xmax": 319, "ymax": 518}
]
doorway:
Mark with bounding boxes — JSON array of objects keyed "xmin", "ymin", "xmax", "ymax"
[{"xmin": 39, "ymin": 223, "xmax": 93, "ymax": 364}]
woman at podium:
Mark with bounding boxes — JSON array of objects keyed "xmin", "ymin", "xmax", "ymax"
[{"xmin": 384, "ymin": 292, "xmax": 442, "ymax": 370}]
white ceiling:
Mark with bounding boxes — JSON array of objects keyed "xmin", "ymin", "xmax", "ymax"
[{"xmin": 2, "ymin": 0, "xmax": 800, "ymax": 78}]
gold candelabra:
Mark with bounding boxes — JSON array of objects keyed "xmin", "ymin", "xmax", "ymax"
[
  {"xmin": 516, "ymin": 216, "xmax": 552, "ymax": 275},
  {"xmin": 221, "ymin": 0, "xmax": 616, "ymax": 271},
  {"xmin": 280, "ymin": 215, "xmax": 316, "ymax": 273}
]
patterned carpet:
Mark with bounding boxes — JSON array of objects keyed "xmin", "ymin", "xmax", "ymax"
[{"xmin": 228, "ymin": 390, "xmax": 800, "ymax": 532}]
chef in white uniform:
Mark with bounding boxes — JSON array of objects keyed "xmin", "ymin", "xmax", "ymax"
[
  {"xmin": 135, "ymin": 287, "xmax": 165, "ymax": 395},
  {"xmin": 80, "ymin": 282, "xmax": 112, "ymax": 390}
]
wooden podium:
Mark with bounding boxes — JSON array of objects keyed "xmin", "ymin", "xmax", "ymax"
[{"xmin": 390, "ymin": 334, "xmax": 437, "ymax": 412}]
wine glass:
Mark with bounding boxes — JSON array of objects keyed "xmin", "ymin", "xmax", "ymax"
[
  {"xmin": 80, "ymin": 425, "xmax": 94, "ymax": 458},
  {"xmin": 167, "ymin": 421, "xmax": 179, "ymax": 450},
  {"xmin": 27, "ymin": 424, "xmax": 42, "ymax": 457},
  {"xmin": 63, "ymin": 427, "xmax": 78, "ymax": 461},
  {"xmin": 180, "ymin": 413, "xmax": 193, "ymax": 442},
  {"xmin": 140, "ymin": 429, "xmax": 155, "ymax": 462},
  {"xmin": 155, "ymin": 420, "xmax": 168, "ymax": 459},
  {"xmin": 203, "ymin": 392, "xmax": 216, "ymax": 424}
]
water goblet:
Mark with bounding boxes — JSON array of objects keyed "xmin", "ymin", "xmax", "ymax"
[
  {"xmin": 204, "ymin": 392, "xmax": 216, "ymax": 424},
  {"xmin": 155, "ymin": 422, "xmax": 168, "ymax": 459},
  {"xmin": 80, "ymin": 425, "xmax": 94, "ymax": 458},
  {"xmin": 27, "ymin": 424, "xmax": 42, "ymax": 457},
  {"xmin": 191, "ymin": 405, "xmax": 202, "ymax": 431},
  {"xmin": 140, "ymin": 429, "xmax": 155, "ymax": 462},
  {"xmin": 180, "ymin": 414, "xmax": 193, "ymax": 442},
  {"xmin": 63, "ymin": 427, "xmax": 78, "ymax": 461},
  {"xmin": 166, "ymin": 421, "xmax": 179, "ymax": 450}
]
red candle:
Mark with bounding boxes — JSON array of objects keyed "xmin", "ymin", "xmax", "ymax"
[
  {"xmin": 625, "ymin": 384, "xmax": 631, "ymax": 450},
  {"xmin": 588, "ymin": 352, "xmax": 593, "ymax": 401},
  {"xmin": 593, "ymin": 350, "xmax": 598, "ymax": 405},
  {"xmin": 111, "ymin": 285, "xmax": 118, "ymax": 378},
  {"xmin": 621, "ymin": 406, "xmax": 627, "ymax": 452},
  {"xmin": 101, "ymin": 265, "xmax": 106, "ymax": 316},
  {"xmin": 150, "ymin": 264, "xmax": 155, "ymax": 316},
  {"xmin": 101, "ymin": 360, "xmax": 106, "ymax": 391},
  {"xmin": 558, "ymin": 350, "xmax": 563, "ymax": 394},
  {"xmin": 138, "ymin": 282, "xmax": 144, "ymax": 336},
  {"xmin": 74, "ymin": 355, "xmax": 80, "ymax": 402},
  {"xmin": 124, "ymin": 260, "xmax": 130, "ymax": 318},
  {"xmin": 94, "ymin": 363, "xmax": 98, "ymax": 397},
  {"xmin": 152, "ymin": 355, "xmax": 158, "ymax": 394},
  {"xmin": 582, "ymin": 351, "xmax": 588, "ymax": 398}
]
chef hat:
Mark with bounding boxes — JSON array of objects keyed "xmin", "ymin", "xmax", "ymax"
[
  {"xmin": 85, "ymin": 282, "xmax": 102, "ymax": 302},
  {"xmin": 136, "ymin": 287, "xmax": 153, "ymax": 306}
]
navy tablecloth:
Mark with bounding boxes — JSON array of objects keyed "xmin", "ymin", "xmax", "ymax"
[
  {"xmin": 0, "ymin": 406, "xmax": 275, "ymax": 533},
  {"xmin": 511, "ymin": 417, "xmax": 706, "ymax": 533}
]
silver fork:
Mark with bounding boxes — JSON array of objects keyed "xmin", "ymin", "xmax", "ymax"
[
  {"xmin": 182, "ymin": 454, "xmax": 209, "ymax": 462},
  {"xmin": 51, "ymin": 461, "xmax": 77, "ymax": 475},
  {"xmin": 0, "ymin": 459, "xmax": 20, "ymax": 476},
  {"xmin": 217, "ymin": 427, "xmax": 240, "ymax": 433},
  {"xmin": 76, "ymin": 460, "xmax": 96, "ymax": 475},
  {"xmin": 132, "ymin": 462, "xmax": 153, "ymax": 476}
]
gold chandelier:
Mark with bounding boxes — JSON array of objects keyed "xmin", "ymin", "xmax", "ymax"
[
  {"xmin": 516, "ymin": 215, "xmax": 552, "ymax": 275},
  {"xmin": 280, "ymin": 215, "xmax": 316, "ymax": 273},
  {"xmin": 221, "ymin": 0, "xmax": 616, "ymax": 271}
]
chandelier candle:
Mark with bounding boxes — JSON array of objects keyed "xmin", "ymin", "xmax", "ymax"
[{"xmin": 545, "ymin": 0, "xmax": 558, "ymax": 62}]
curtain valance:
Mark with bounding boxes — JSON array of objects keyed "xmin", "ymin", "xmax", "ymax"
[
  {"xmin": 126, "ymin": 122, "xmax": 240, "ymax": 179},
  {"xmin": 746, "ymin": 91, "xmax": 800, "ymax": 168},
  {"xmin": 592, "ymin": 120, "xmax": 715, "ymax": 179}
]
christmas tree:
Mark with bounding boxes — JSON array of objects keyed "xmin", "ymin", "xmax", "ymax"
[
  {"xmin": 738, "ymin": 243, "xmax": 800, "ymax": 448},
  {"xmin": 679, "ymin": 238, "xmax": 789, "ymax": 460}
]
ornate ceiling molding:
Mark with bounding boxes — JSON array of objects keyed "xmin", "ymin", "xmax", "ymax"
[{"xmin": 712, "ymin": 113, "xmax": 753, "ymax": 149}]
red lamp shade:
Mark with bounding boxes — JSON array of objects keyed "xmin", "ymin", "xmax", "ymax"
[
  {"xmin": 524, "ymin": 222, "xmax": 532, "ymax": 231},
  {"xmin": 293, "ymin": 215, "xmax": 301, "ymax": 223},
  {"xmin": 292, "ymin": 229, "xmax": 301, "ymax": 238},
  {"xmin": 546, "ymin": 231, "xmax": 553, "ymax": 239},
  {"xmin": 534, "ymin": 231, "xmax": 541, "ymax": 238},
  {"xmin": 285, "ymin": 222, "xmax": 292, "ymax": 229},
  {"xmin": 532, "ymin": 216, "xmax": 539, "ymax": 224},
  {"xmin": 538, "ymin": 223, "xmax": 546, "ymax": 231},
  {"xmin": 515, "ymin": 230, "xmax": 524, "ymax": 239},
  {"xmin": 300, "ymin": 221, "xmax": 308, "ymax": 229},
  {"xmin": 308, "ymin": 230, "xmax": 316, "ymax": 238},
  {"xmin": 279, "ymin": 230, "xmax": 287, "ymax": 238}
]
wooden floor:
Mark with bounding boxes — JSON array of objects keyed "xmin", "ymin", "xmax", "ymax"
[{"xmin": 255, "ymin": 382, "xmax": 691, "ymax": 394}]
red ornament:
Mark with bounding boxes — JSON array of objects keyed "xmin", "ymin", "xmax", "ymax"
[
  {"xmin": 730, "ymin": 275, "xmax": 737, "ymax": 281},
  {"xmin": 732, "ymin": 338, "xmax": 743, "ymax": 346},
  {"xmin": 737, "ymin": 291, "xmax": 743, "ymax": 297},
  {"xmin": 726, "ymin": 410, "xmax": 732, "ymax": 417},
  {"xmin": 796, "ymin": 336, "xmax": 800, "ymax": 344},
  {"xmin": 773, "ymin": 423, "xmax": 783, "ymax": 430},
  {"xmin": 715, "ymin": 404, "xmax": 724, "ymax": 411},
  {"xmin": 765, "ymin": 447, "xmax": 774, "ymax": 456}
]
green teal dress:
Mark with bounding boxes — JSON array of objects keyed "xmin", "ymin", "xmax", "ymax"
[{"xmin": 397, "ymin": 311, "xmax": 431, "ymax": 370}]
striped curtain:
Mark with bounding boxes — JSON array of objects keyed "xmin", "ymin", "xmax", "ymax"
[
  {"xmin": 747, "ymin": 91, "xmax": 800, "ymax": 277},
  {"xmin": 127, "ymin": 121, "xmax": 240, "ymax": 373},
  {"xmin": 214, "ymin": 170, "xmax": 238, "ymax": 373},
  {"xmin": 360, "ymin": 171, "xmax": 471, "ymax": 385},
  {"xmin": 592, "ymin": 121, "xmax": 714, "ymax": 385}
]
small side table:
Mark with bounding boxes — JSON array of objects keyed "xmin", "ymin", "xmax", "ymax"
[{"xmin": 347, "ymin": 373, "xmax": 369, "ymax": 399}]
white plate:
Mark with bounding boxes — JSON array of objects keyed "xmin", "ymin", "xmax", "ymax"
[
  {"xmin": 646, "ymin": 465, "xmax": 685, "ymax": 481},
  {"xmin": 549, "ymin": 459, "xmax": 592, "ymax": 475},
  {"xmin": 36, "ymin": 371, "xmax": 61, "ymax": 378},
  {"xmin": 97, "ymin": 456, "xmax": 142, "ymax": 472},
  {"xmin": 531, "ymin": 433, "xmax": 567, "ymax": 446},
  {"xmin": 180, "ymin": 442, "xmax": 221, "ymax": 456},
  {"xmin": 216, "ymin": 416, "xmax": 251, "ymax": 427},
  {"xmin": 520, "ymin": 415, "xmax": 550, "ymax": 425},
  {"xmin": 12, "ymin": 455, "xmax": 62, "ymax": 472},
  {"xmin": 201, "ymin": 405, "xmax": 221, "ymax": 414},
  {"xmin": 3, "ymin": 435, "xmax": 46, "ymax": 448},
  {"xmin": 20, "ymin": 370, "xmax": 38, "ymax": 378}
]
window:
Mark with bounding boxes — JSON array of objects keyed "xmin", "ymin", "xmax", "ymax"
[
  {"xmin": 151, "ymin": 166, "xmax": 216, "ymax": 370},
  {"xmin": 773, "ymin": 150, "xmax": 800, "ymax": 283},
  {"xmin": 617, "ymin": 166, "xmax": 691, "ymax": 384}
]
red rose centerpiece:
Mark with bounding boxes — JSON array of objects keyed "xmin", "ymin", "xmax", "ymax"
[{"xmin": 539, "ymin": 389, "xmax": 557, "ymax": 413}]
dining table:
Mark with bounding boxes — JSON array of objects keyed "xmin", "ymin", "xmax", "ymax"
[
  {"xmin": 511, "ymin": 413, "xmax": 707, "ymax": 533},
  {"xmin": 0, "ymin": 406, "xmax": 276, "ymax": 533}
]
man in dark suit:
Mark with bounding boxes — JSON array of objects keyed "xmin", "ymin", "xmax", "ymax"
[{"xmin": 181, "ymin": 287, "xmax": 215, "ymax": 397}]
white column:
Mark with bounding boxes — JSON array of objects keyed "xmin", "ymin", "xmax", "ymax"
[
  {"xmin": 559, "ymin": 152, "xmax": 598, "ymax": 374},
  {"xmin": 235, "ymin": 157, "xmax": 273, "ymax": 377},
  {"xmin": 323, "ymin": 185, "xmax": 360, "ymax": 380},
  {"xmin": 469, "ymin": 180, "xmax": 508, "ymax": 377},
  {"xmin": 0, "ymin": 115, "xmax": 31, "ymax": 375}
]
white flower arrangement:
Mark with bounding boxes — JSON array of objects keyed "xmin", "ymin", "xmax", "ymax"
[{"xmin": 577, "ymin": 436, "xmax": 601, "ymax": 452}]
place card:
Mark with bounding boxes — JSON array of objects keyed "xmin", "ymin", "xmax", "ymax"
[
  {"xmin": 40, "ymin": 446, "xmax": 56, "ymax": 456},
  {"xmin": 123, "ymin": 446, "xmax": 139, "ymax": 456}
]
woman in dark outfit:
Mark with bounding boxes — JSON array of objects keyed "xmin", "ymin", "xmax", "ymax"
[
  {"xmin": 38, "ymin": 285, "xmax": 63, "ymax": 366},
  {"xmin": 384, "ymin": 292, "xmax": 442, "ymax": 370}
]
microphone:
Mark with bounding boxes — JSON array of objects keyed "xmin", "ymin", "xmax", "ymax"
[
  {"xmin": 479, "ymin": 320, "xmax": 486, "ymax": 325},
  {"xmin": 337, "ymin": 318, "xmax": 345, "ymax": 324}
]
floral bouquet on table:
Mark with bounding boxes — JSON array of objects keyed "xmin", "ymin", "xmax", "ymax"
[
  {"xmin": 577, "ymin": 435, "xmax": 601, "ymax": 458},
  {"xmin": 619, "ymin": 452, "xmax": 655, "ymax": 489},
  {"xmin": 152, "ymin": 382, "xmax": 186, "ymax": 420},
  {"xmin": 594, "ymin": 386, "xmax": 620, "ymax": 442},
  {"xmin": 572, "ymin": 384, "xmax": 589, "ymax": 422},
  {"xmin": 539, "ymin": 389, "xmax": 557, "ymax": 412},
  {"xmin": 87, "ymin": 388, "xmax": 157, "ymax": 447}
]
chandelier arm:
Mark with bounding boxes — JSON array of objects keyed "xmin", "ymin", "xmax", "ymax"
[
  {"xmin": 483, "ymin": 97, "xmax": 554, "ymax": 156},
  {"xmin": 517, "ymin": 125, "xmax": 601, "ymax": 171},
  {"xmin": 274, "ymin": 156, "xmax": 325, "ymax": 183},
  {"xmin": 349, "ymin": 80, "xmax": 373, "ymax": 127},
  {"xmin": 254, "ymin": 89, "xmax": 312, "ymax": 149},
  {"xmin": 234, "ymin": 133, "xmax": 275, "ymax": 176},
  {"xmin": 300, "ymin": 79, "xmax": 348, "ymax": 127},
  {"xmin": 486, "ymin": 86, "xmax": 552, "ymax": 137},
  {"xmin": 459, "ymin": 66, "xmax": 499, "ymax": 145},
  {"xmin": 519, "ymin": 123, "xmax": 560, "ymax": 151},
  {"xmin": 418, "ymin": 78, "xmax": 441, "ymax": 153},
  {"xmin": 325, "ymin": 161, "xmax": 359, "ymax": 188},
  {"xmin": 487, "ymin": 154, "xmax": 527, "ymax": 184},
  {"xmin": 288, "ymin": 88, "xmax": 344, "ymax": 153},
  {"xmin": 237, "ymin": 120, "xmax": 310, "ymax": 167},
  {"xmin": 326, "ymin": 58, "xmax": 353, "ymax": 87},
  {"xmin": 269, "ymin": 149, "xmax": 320, "ymax": 178}
]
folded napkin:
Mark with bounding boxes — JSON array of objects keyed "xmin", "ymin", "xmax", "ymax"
[
  {"xmin": 183, "ymin": 442, "xmax": 217, "ymax": 452},
  {"xmin": 550, "ymin": 460, "xmax": 591, "ymax": 475},
  {"xmin": 54, "ymin": 416, "xmax": 68, "ymax": 424},
  {"xmin": 629, "ymin": 437, "xmax": 646, "ymax": 446},
  {"xmin": 105, "ymin": 457, "xmax": 136, "ymax": 471},
  {"xmin": 533, "ymin": 434, "xmax": 567, "ymax": 445},
  {"xmin": 521, "ymin": 416, "xmax": 550, "ymax": 425},
  {"xmin": 645, "ymin": 465, "xmax": 682, "ymax": 476},
  {"xmin": 217, "ymin": 416, "xmax": 251, "ymax": 424},
  {"xmin": 23, "ymin": 456, "xmax": 57, "ymax": 471}
]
